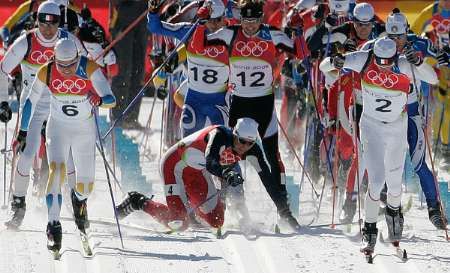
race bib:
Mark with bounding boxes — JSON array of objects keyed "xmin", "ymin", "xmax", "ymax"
[
  {"xmin": 187, "ymin": 55, "xmax": 229, "ymax": 93},
  {"xmin": 229, "ymin": 58, "xmax": 273, "ymax": 97}
]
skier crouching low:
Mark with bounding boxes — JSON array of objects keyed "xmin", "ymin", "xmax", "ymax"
[{"xmin": 116, "ymin": 118, "xmax": 290, "ymax": 233}]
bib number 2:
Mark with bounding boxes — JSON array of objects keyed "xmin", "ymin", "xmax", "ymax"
[
  {"xmin": 375, "ymin": 99, "xmax": 392, "ymax": 113},
  {"xmin": 62, "ymin": 105, "xmax": 79, "ymax": 116}
]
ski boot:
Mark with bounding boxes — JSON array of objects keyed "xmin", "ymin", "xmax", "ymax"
[
  {"xmin": 385, "ymin": 205, "xmax": 404, "ymax": 242},
  {"xmin": 4, "ymin": 195, "xmax": 26, "ymax": 229},
  {"xmin": 47, "ymin": 221, "xmax": 62, "ymax": 259},
  {"xmin": 339, "ymin": 194, "xmax": 357, "ymax": 224},
  {"xmin": 361, "ymin": 222, "xmax": 378, "ymax": 263},
  {"xmin": 115, "ymin": 191, "xmax": 152, "ymax": 219},
  {"xmin": 71, "ymin": 189, "xmax": 89, "ymax": 232},
  {"xmin": 278, "ymin": 207, "xmax": 301, "ymax": 232},
  {"xmin": 428, "ymin": 202, "xmax": 447, "ymax": 230}
]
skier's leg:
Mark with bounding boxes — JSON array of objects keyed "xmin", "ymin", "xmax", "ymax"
[
  {"xmin": 191, "ymin": 170, "xmax": 224, "ymax": 229},
  {"xmin": 360, "ymin": 116, "xmax": 386, "ymax": 224},
  {"xmin": 70, "ymin": 122, "xmax": 96, "ymax": 231},
  {"xmin": 181, "ymin": 89, "xmax": 206, "ymax": 137},
  {"xmin": 45, "ymin": 119, "xmax": 70, "ymax": 226},
  {"xmin": 384, "ymin": 116, "xmax": 408, "ymax": 241}
]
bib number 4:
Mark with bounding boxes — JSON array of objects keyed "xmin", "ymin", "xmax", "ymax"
[
  {"xmin": 62, "ymin": 105, "xmax": 79, "ymax": 116},
  {"xmin": 375, "ymin": 99, "xmax": 392, "ymax": 113}
]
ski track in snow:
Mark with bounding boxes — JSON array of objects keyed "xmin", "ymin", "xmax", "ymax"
[{"xmin": 0, "ymin": 99, "xmax": 449, "ymax": 273}]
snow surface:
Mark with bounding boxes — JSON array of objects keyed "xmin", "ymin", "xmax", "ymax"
[{"xmin": 0, "ymin": 98, "xmax": 449, "ymax": 273}]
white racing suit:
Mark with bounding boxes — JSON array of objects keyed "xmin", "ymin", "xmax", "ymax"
[
  {"xmin": 320, "ymin": 49, "xmax": 438, "ymax": 223},
  {"xmin": 0, "ymin": 28, "xmax": 85, "ymax": 199},
  {"xmin": 20, "ymin": 56, "xmax": 116, "ymax": 224}
]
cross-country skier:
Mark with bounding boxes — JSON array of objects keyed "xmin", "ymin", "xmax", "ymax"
[
  {"xmin": 16, "ymin": 38, "xmax": 116, "ymax": 253},
  {"xmin": 361, "ymin": 9, "xmax": 447, "ymax": 229},
  {"xmin": 116, "ymin": 118, "xmax": 275, "ymax": 233},
  {"xmin": 194, "ymin": 0, "xmax": 310, "ymax": 231},
  {"xmin": 147, "ymin": 0, "xmax": 230, "ymax": 137},
  {"xmin": 321, "ymin": 36, "xmax": 438, "ymax": 254},
  {"xmin": 0, "ymin": 1, "xmax": 85, "ymax": 229}
]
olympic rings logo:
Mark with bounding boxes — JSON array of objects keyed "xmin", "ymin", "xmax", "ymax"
[
  {"xmin": 51, "ymin": 79, "xmax": 87, "ymax": 94},
  {"xmin": 30, "ymin": 50, "xmax": 54, "ymax": 65},
  {"xmin": 366, "ymin": 70, "xmax": 399, "ymax": 89},
  {"xmin": 191, "ymin": 41, "xmax": 225, "ymax": 58},
  {"xmin": 235, "ymin": 41, "xmax": 268, "ymax": 57},
  {"xmin": 431, "ymin": 19, "xmax": 450, "ymax": 34}
]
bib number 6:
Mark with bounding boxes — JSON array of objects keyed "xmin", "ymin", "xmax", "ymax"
[
  {"xmin": 375, "ymin": 99, "xmax": 392, "ymax": 113},
  {"xmin": 62, "ymin": 105, "xmax": 79, "ymax": 117}
]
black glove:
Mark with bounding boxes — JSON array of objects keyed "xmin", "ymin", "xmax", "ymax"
[
  {"xmin": 437, "ymin": 49, "xmax": 449, "ymax": 66},
  {"xmin": 148, "ymin": 0, "xmax": 161, "ymax": 13},
  {"xmin": 325, "ymin": 13, "xmax": 339, "ymax": 29},
  {"xmin": 0, "ymin": 101, "xmax": 12, "ymax": 123},
  {"xmin": 343, "ymin": 39, "xmax": 357, "ymax": 52},
  {"xmin": 405, "ymin": 45, "xmax": 422, "ymax": 65},
  {"xmin": 332, "ymin": 53, "xmax": 345, "ymax": 69},
  {"xmin": 13, "ymin": 130, "xmax": 27, "ymax": 153},
  {"xmin": 156, "ymin": 86, "xmax": 168, "ymax": 100},
  {"xmin": 164, "ymin": 54, "xmax": 179, "ymax": 73},
  {"xmin": 313, "ymin": 3, "xmax": 327, "ymax": 21},
  {"xmin": 222, "ymin": 169, "xmax": 244, "ymax": 187}
]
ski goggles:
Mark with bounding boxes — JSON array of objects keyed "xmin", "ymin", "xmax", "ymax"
[
  {"xmin": 237, "ymin": 136, "xmax": 256, "ymax": 146},
  {"xmin": 208, "ymin": 16, "xmax": 224, "ymax": 23},
  {"xmin": 37, "ymin": 13, "xmax": 60, "ymax": 25}
]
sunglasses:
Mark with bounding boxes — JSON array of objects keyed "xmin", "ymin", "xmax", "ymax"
[
  {"xmin": 355, "ymin": 21, "xmax": 372, "ymax": 27},
  {"xmin": 387, "ymin": 34, "xmax": 406, "ymax": 40},
  {"xmin": 208, "ymin": 17, "xmax": 223, "ymax": 23},
  {"xmin": 241, "ymin": 18, "xmax": 261, "ymax": 24},
  {"xmin": 237, "ymin": 137, "xmax": 255, "ymax": 146},
  {"xmin": 56, "ymin": 59, "xmax": 78, "ymax": 68}
]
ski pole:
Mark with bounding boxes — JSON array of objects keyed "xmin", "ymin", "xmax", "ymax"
[
  {"xmin": 277, "ymin": 118, "xmax": 320, "ymax": 198},
  {"xmin": 330, "ymin": 74, "xmax": 341, "ymax": 229},
  {"xmin": 102, "ymin": 20, "xmax": 200, "ymax": 140},
  {"xmin": 432, "ymin": 102, "xmax": 444, "ymax": 163},
  {"xmin": 2, "ymin": 122, "xmax": 7, "ymax": 209},
  {"xmin": 95, "ymin": 141, "xmax": 123, "ymax": 192},
  {"xmin": 93, "ymin": 108, "xmax": 125, "ymax": 248}
]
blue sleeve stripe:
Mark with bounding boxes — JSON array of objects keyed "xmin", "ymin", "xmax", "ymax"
[
  {"xmin": 101, "ymin": 95, "xmax": 116, "ymax": 108},
  {"xmin": 20, "ymin": 99, "xmax": 33, "ymax": 131},
  {"xmin": 407, "ymin": 102, "xmax": 420, "ymax": 116}
]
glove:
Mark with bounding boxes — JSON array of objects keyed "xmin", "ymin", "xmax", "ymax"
[
  {"xmin": 196, "ymin": 6, "xmax": 211, "ymax": 20},
  {"xmin": 80, "ymin": 6, "xmax": 92, "ymax": 21},
  {"xmin": 0, "ymin": 101, "xmax": 12, "ymax": 123},
  {"xmin": 325, "ymin": 13, "xmax": 339, "ymax": 29},
  {"xmin": 437, "ymin": 50, "xmax": 449, "ymax": 67},
  {"xmin": 148, "ymin": 0, "xmax": 161, "ymax": 13},
  {"xmin": 404, "ymin": 45, "xmax": 422, "ymax": 65},
  {"xmin": 222, "ymin": 169, "xmax": 244, "ymax": 187},
  {"xmin": 164, "ymin": 54, "xmax": 179, "ymax": 73},
  {"xmin": 313, "ymin": 3, "xmax": 327, "ymax": 21},
  {"xmin": 88, "ymin": 93, "xmax": 102, "ymax": 106},
  {"xmin": 13, "ymin": 130, "xmax": 27, "ymax": 154},
  {"xmin": 332, "ymin": 53, "xmax": 345, "ymax": 69},
  {"xmin": 343, "ymin": 39, "xmax": 357, "ymax": 52},
  {"xmin": 156, "ymin": 86, "xmax": 168, "ymax": 100}
]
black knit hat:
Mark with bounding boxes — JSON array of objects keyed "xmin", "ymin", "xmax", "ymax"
[{"xmin": 240, "ymin": 0, "xmax": 264, "ymax": 19}]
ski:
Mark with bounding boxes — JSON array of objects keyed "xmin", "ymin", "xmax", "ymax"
[{"xmin": 80, "ymin": 230, "xmax": 93, "ymax": 257}]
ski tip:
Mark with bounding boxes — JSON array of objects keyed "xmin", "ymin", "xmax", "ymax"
[{"xmin": 402, "ymin": 249, "xmax": 408, "ymax": 261}]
